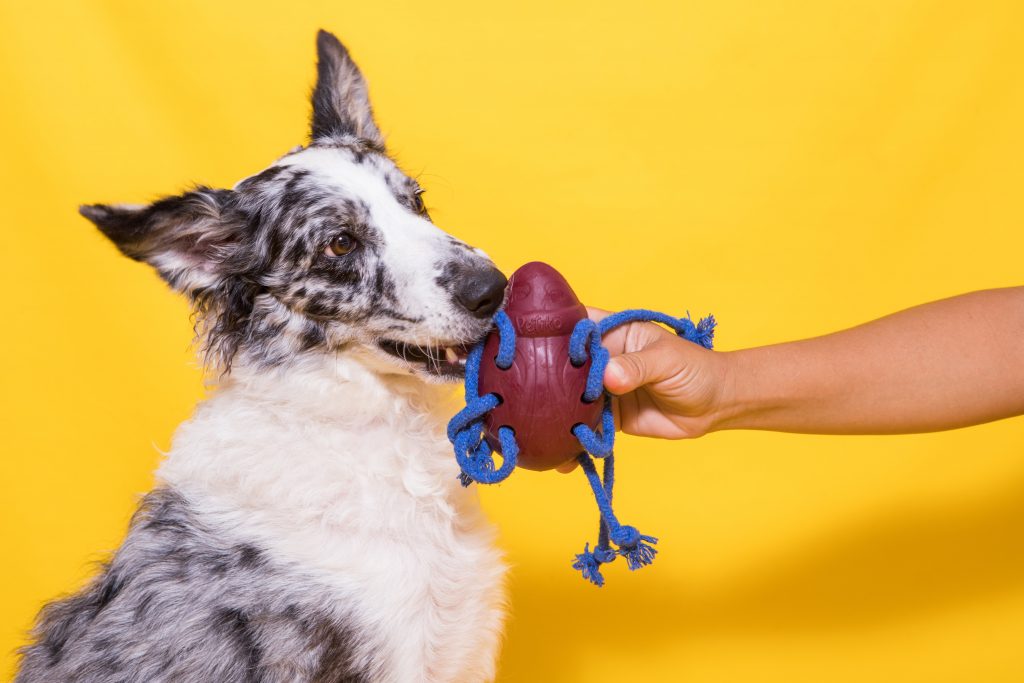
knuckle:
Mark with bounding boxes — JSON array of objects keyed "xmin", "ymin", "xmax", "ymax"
[{"xmin": 625, "ymin": 353, "xmax": 647, "ymax": 381}]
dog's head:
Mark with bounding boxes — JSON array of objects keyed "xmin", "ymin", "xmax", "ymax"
[{"xmin": 81, "ymin": 31, "xmax": 506, "ymax": 381}]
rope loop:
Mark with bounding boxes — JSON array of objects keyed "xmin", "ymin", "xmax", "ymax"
[
  {"xmin": 454, "ymin": 425, "xmax": 519, "ymax": 485},
  {"xmin": 493, "ymin": 310, "xmax": 516, "ymax": 369},
  {"xmin": 571, "ymin": 394, "xmax": 616, "ymax": 457},
  {"xmin": 448, "ymin": 312, "xmax": 520, "ymax": 487}
]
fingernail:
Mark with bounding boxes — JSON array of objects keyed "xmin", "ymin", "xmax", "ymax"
[{"xmin": 606, "ymin": 359, "xmax": 626, "ymax": 385}]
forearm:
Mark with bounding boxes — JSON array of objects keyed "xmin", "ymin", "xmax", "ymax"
[{"xmin": 712, "ymin": 288, "xmax": 1024, "ymax": 434}]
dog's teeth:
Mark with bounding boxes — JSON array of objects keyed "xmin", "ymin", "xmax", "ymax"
[{"xmin": 445, "ymin": 347, "xmax": 459, "ymax": 364}]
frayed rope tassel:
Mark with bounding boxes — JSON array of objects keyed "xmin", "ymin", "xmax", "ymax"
[
  {"xmin": 610, "ymin": 525, "xmax": 658, "ymax": 571},
  {"xmin": 573, "ymin": 453, "xmax": 659, "ymax": 586},
  {"xmin": 572, "ymin": 543, "xmax": 619, "ymax": 587}
]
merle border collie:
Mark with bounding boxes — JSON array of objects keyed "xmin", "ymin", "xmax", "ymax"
[{"xmin": 16, "ymin": 30, "xmax": 508, "ymax": 683}]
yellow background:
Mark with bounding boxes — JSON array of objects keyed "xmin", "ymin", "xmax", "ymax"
[{"xmin": 2, "ymin": 1, "xmax": 1023, "ymax": 680}]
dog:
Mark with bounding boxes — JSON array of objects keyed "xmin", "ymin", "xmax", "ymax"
[{"xmin": 16, "ymin": 30, "xmax": 508, "ymax": 683}]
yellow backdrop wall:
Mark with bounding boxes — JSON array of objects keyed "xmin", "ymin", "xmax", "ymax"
[{"xmin": 2, "ymin": 1, "xmax": 1023, "ymax": 680}]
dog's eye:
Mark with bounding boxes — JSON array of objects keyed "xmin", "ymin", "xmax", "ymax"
[
  {"xmin": 412, "ymin": 189, "xmax": 428, "ymax": 216},
  {"xmin": 325, "ymin": 233, "xmax": 357, "ymax": 257}
]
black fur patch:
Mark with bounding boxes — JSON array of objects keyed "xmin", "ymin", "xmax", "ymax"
[{"xmin": 310, "ymin": 30, "xmax": 384, "ymax": 149}]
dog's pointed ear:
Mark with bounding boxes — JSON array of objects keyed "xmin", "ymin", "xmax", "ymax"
[
  {"xmin": 80, "ymin": 187, "xmax": 241, "ymax": 294},
  {"xmin": 310, "ymin": 30, "xmax": 384, "ymax": 148}
]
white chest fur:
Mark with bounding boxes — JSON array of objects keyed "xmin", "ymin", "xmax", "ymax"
[{"xmin": 157, "ymin": 356, "xmax": 507, "ymax": 682}]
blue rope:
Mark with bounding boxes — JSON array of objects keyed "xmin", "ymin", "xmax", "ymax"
[
  {"xmin": 493, "ymin": 310, "xmax": 516, "ymax": 369},
  {"xmin": 448, "ymin": 307, "xmax": 716, "ymax": 585},
  {"xmin": 449, "ymin": 340, "xmax": 518, "ymax": 486}
]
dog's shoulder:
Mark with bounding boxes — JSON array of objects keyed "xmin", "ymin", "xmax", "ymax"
[{"xmin": 16, "ymin": 487, "xmax": 374, "ymax": 683}]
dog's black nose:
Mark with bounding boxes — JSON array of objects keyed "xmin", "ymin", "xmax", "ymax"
[{"xmin": 454, "ymin": 266, "xmax": 508, "ymax": 318}]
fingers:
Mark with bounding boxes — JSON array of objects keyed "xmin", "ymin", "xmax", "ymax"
[
  {"xmin": 555, "ymin": 459, "xmax": 578, "ymax": 474},
  {"xmin": 587, "ymin": 309, "xmax": 671, "ymax": 357},
  {"xmin": 605, "ymin": 353, "xmax": 648, "ymax": 394},
  {"xmin": 604, "ymin": 339, "xmax": 681, "ymax": 395},
  {"xmin": 586, "ymin": 306, "xmax": 630, "ymax": 356}
]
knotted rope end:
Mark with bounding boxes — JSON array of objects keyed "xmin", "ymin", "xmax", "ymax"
[
  {"xmin": 611, "ymin": 525, "xmax": 659, "ymax": 571},
  {"xmin": 572, "ymin": 543, "xmax": 616, "ymax": 587}
]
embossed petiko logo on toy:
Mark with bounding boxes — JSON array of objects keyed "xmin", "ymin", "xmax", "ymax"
[{"xmin": 448, "ymin": 262, "xmax": 716, "ymax": 587}]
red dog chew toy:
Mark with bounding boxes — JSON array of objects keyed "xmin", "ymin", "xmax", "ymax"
[
  {"xmin": 449, "ymin": 260, "xmax": 715, "ymax": 585},
  {"xmin": 477, "ymin": 262, "xmax": 602, "ymax": 471}
]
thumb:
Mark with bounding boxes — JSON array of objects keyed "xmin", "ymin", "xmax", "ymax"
[{"xmin": 605, "ymin": 346, "xmax": 675, "ymax": 395}]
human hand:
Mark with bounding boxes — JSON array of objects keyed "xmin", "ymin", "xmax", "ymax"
[
  {"xmin": 555, "ymin": 307, "xmax": 730, "ymax": 472},
  {"xmin": 557, "ymin": 287, "xmax": 1024, "ymax": 469}
]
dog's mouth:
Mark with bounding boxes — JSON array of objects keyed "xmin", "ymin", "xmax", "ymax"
[{"xmin": 378, "ymin": 339, "xmax": 475, "ymax": 379}]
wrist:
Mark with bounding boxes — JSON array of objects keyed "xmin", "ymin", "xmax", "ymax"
[{"xmin": 705, "ymin": 348, "xmax": 763, "ymax": 432}]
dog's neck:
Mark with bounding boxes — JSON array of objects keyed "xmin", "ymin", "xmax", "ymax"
[
  {"xmin": 158, "ymin": 349, "xmax": 470, "ymax": 530},
  {"xmin": 214, "ymin": 350, "xmax": 457, "ymax": 427}
]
